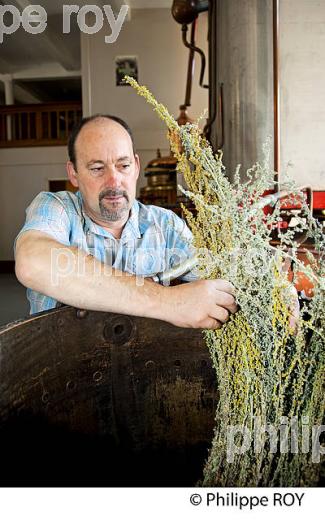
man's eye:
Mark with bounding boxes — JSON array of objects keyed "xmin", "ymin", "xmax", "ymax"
[
  {"xmin": 90, "ymin": 167, "xmax": 104, "ymax": 174},
  {"xmin": 122, "ymin": 164, "xmax": 130, "ymax": 170}
]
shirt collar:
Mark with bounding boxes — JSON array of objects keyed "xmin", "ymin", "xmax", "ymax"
[
  {"xmin": 124, "ymin": 200, "xmax": 141, "ymax": 239},
  {"xmin": 78, "ymin": 192, "xmax": 141, "ymax": 240}
]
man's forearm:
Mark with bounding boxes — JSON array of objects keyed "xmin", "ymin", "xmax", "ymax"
[
  {"xmin": 15, "ymin": 232, "xmax": 171, "ymax": 322},
  {"xmin": 16, "ymin": 231, "xmax": 238, "ymax": 329}
]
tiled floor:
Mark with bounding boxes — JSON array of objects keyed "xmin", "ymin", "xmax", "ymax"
[{"xmin": 0, "ymin": 274, "xmax": 30, "ymax": 327}]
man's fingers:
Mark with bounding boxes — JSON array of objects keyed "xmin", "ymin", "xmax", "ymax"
[
  {"xmin": 204, "ymin": 317, "xmax": 223, "ymax": 330},
  {"xmin": 168, "ymin": 278, "xmax": 238, "ymax": 329},
  {"xmin": 214, "ymin": 289, "xmax": 238, "ymax": 314},
  {"xmin": 209, "ymin": 305, "xmax": 230, "ymax": 324},
  {"xmin": 212, "ymin": 279, "xmax": 236, "ymax": 296}
]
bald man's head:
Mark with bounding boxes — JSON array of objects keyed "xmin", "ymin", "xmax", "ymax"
[{"xmin": 68, "ymin": 114, "xmax": 135, "ymax": 170}]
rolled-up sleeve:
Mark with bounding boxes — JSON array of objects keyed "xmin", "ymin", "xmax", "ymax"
[
  {"xmin": 14, "ymin": 191, "xmax": 71, "ymax": 252},
  {"xmin": 166, "ymin": 213, "xmax": 199, "ymax": 282}
]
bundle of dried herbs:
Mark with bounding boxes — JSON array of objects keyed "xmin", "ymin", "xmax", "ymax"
[{"xmin": 126, "ymin": 76, "xmax": 325, "ymax": 486}]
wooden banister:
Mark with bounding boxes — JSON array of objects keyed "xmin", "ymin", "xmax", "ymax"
[{"xmin": 0, "ymin": 101, "xmax": 82, "ymax": 148}]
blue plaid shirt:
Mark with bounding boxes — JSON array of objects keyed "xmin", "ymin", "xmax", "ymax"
[{"xmin": 15, "ymin": 191, "xmax": 197, "ymax": 314}]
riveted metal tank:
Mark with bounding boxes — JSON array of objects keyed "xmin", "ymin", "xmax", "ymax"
[{"xmin": 0, "ymin": 307, "xmax": 217, "ymax": 486}]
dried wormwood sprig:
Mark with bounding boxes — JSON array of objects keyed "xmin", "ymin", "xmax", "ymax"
[{"xmin": 125, "ymin": 76, "xmax": 325, "ymax": 486}]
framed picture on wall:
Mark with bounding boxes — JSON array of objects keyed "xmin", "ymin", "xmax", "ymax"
[{"xmin": 115, "ymin": 56, "xmax": 138, "ymax": 86}]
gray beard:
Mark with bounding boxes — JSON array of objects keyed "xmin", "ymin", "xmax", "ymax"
[
  {"xmin": 99, "ymin": 203, "xmax": 129, "ymax": 222},
  {"xmin": 98, "ymin": 189, "xmax": 129, "ymax": 222}
]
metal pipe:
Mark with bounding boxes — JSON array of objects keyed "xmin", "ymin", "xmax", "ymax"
[
  {"xmin": 273, "ymin": 0, "xmax": 280, "ymax": 180},
  {"xmin": 217, "ymin": 82, "xmax": 224, "ymax": 149},
  {"xmin": 183, "ymin": 20, "xmax": 197, "ymax": 108},
  {"xmin": 203, "ymin": 0, "xmax": 217, "ymax": 143},
  {"xmin": 152, "ymin": 253, "xmax": 199, "ymax": 284},
  {"xmin": 181, "ymin": 23, "xmax": 209, "ymax": 89}
]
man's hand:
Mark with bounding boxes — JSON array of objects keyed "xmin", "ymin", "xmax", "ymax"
[{"xmin": 164, "ymin": 279, "xmax": 238, "ymax": 329}]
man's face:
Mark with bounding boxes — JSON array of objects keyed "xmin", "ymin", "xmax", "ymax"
[{"xmin": 67, "ymin": 118, "xmax": 140, "ymax": 228}]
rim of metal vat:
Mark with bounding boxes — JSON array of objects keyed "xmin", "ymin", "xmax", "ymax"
[{"xmin": 0, "ymin": 306, "xmax": 218, "ymax": 486}]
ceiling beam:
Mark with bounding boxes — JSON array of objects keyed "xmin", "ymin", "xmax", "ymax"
[
  {"xmin": 13, "ymin": 83, "xmax": 42, "ymax": 104},
  {"xmin": 32, "ymin": 31, "xmax": 79, "ymax": 72},
  {"xmin": 45, "ymin": 14, "xmax": 80, "ymax": 71},
  {"xmin": 10, "ymin": 1, "xmax": 79, "ymax": 71},
  {"xmin": 10, "ymin": 0, "xmax": 30, "ymax": 10},
  {"xmin": 11, "ymin": 64, "xmax": 81, "ymax": 80}
]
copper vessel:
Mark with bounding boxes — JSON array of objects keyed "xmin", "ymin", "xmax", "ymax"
[{"xmin": 140, "ymin": 150, "xmax": 178, "ymax": 207}]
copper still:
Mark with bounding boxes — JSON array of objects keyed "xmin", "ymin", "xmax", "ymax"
[{"xmin": 140, "ymin": 149, "xmax": 178, "ymax": 208}]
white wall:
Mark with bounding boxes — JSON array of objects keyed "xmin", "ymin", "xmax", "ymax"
[
  {"xmin": 0, "ymin": 7, "xmax": 209, "ymax": 261},
  {"xmin": 0, "ymin": 147, "xmax": 67, "ymax": 260},
  {"xmin": 81, "ymin": 7, "xmax": 209, "ymax": 191},
  {"xmin": 280, "ymin": 0, "xmax": 325, "ymax": 189}
]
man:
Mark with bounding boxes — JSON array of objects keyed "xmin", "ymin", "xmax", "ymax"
[{"xmin": 15, "ymin": 115, "xmax": 237, "ymax": 329}]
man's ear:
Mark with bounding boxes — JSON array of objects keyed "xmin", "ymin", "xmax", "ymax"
[
  {"xmin": 134, "ymin": 154, "xmax": 140, "ymax": 180},
  {"xmin": 66, "ymin": 161, "xmax": 79, "ymax": 188}
]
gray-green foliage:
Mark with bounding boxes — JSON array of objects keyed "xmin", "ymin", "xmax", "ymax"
[{"xmin": 126, "ymin": 76, "xmax": 325, "ymax": 486}]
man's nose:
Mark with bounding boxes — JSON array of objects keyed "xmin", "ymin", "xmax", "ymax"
[{"xmin": 104, "ymin": 167, "xmax": 121, "ymax": 187}]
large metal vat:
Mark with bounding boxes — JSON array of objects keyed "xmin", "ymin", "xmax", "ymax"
[{"xmin": 0, "ymin": 307, "xmax": 217, "ymax": 486}]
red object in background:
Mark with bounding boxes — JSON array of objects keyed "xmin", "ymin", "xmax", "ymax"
[
  {"xmin": 280, "ymin": 193, "xmax": 307, "ymax": 210},
  {"xmin": 261, "ymin": 189, "xmax": 274, "ymax": 215},
  {"xmin": 261, "ymin": 189, "xmax": 325, "ymax": 214},
  {"xmin": 287, "ymin": 255, "xmax": 316, "ymax": 298},
  {"xmin": 276, "ymin": 221, "xmax": 288, "ymax": 229},
  {"xmin": 261, "ymin": 189, "xmax": 310, "ymax": 214},
  {"xmin": 259, "ymin": 189, "xmax": 324, "ymax": 298},
  {"xmin": 312, "ymin": 191, "xmax": 325, "ymax": 210}
]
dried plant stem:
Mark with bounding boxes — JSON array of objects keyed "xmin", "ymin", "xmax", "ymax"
[{"xmin": 126, "ymin": 77, "xmax": 325, "ymax": 486}]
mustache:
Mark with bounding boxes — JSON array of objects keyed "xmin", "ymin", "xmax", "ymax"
[{"xmin": 99, "ymin": 189, "xmax": 129, "ymax": 202}]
